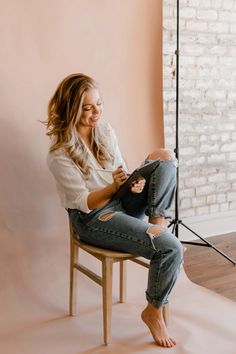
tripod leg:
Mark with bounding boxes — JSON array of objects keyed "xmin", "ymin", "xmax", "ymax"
[
  {"xmin": 167, "ymin": 220, "xmax": 175, "ymax": 233},
  {"xmin": 180, "ymin": 222, "xmax": 236, "ymax": 265},
  {"xmin": 172, "ymin": 223, "xmax": 176, "ymax": 234},
  {"xmin": 175, "ymin": 223, "xmax": 179, "ymax": 238}
]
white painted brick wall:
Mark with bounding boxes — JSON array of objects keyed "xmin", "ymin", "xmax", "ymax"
[{"xmin": 163, "ymin": 0, "xmax": 236, "ymax": 217}]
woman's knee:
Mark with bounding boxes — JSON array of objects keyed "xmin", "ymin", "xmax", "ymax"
[
  {"xmin": 157, "ymin": 232, "xmax": 183, "ymax": 262},
  {"xmin": 172, "ymin": 236, "xmax": 183, "ymax": 258},
  {"xmin": 147, "ymin": 148, "xmax": 175, "ymax": 161},
  {"xmin": 167, "ymin": 235, "xmax": 183, "ymax": 265}
]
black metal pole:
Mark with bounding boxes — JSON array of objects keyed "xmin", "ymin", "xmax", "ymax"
[{"xmin": 174, "ymin": 0, "xmax": 180, "ymax": 238}]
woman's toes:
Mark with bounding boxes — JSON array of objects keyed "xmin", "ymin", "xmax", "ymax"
[{"xmin": 170, "ymin": 338, "xmax": 177, "ymax": 347}]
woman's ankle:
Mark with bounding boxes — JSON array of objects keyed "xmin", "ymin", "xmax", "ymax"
[
  {"xmin": 144, "ymin": 302, "xmax": 163, "ymax": 317},
  {"xmin": 149, "ymin": 216, "xmax": 167, "ymax": 226}
]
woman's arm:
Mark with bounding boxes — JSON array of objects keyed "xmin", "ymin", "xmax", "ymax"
[
  {"xmin": 87, "ymin": 165, "xmax": 128, "ymax": 209},
  {"xmin": 87, "ymin": 183, "xmax": 117, "ymax": 209}
]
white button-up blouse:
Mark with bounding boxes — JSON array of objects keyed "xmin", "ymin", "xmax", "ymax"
[{"xmin": 47, "ymin": 123, "xmax": 127, "ymax": 213}]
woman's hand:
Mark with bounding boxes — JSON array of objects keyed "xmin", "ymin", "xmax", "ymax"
[
  {"xmin": 88, "ymin": 165, "xmax": 127, "ymax": 209},
  {"xmin": 112, "ymin": 165, "xmax": 128, "ymax": 191},
  {"xmin": 131, "ymin": 178, "xmax": 146, "ymax": 194}
]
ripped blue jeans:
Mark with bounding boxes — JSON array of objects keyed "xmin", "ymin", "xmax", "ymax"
[{"xmin": 68, "ymin": 158, "xmax": 183, "ymax": 308}]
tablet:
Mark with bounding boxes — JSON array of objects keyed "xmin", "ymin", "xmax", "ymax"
[{"xmin": 111, "ymin": 159, "xmax": 160, "ymax": 200}]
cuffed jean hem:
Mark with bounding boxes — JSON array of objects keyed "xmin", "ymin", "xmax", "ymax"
[
  {"xmin": 145, "ymin": 291, "xmax": 168, "ymax": 308},
  {"xmin": 145, "ymin": 208, "xmax": 173, "ymax": 219}
]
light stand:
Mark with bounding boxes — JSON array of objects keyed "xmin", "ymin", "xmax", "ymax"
[{"xmin": 168, "ymin": 0, "xmax": 236, "ymax": 266}]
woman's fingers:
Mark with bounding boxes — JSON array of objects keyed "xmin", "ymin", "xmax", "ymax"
[
  {"xmin": 132, "ymin": 178, "xmax": 146, "ymax": 187},
  {"xmin": 131, "ymin": 178, "xmax": 146, "ymax": 193},
  {"xmin": 112, "ymin": 165, "xmax": 128, "ymax": 187},
  {"xmin": 113, "ymin": 167, "xmax": 147, "ymax": 193}
]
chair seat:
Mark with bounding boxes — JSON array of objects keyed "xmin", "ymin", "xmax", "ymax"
[{"xmin": 75, "ymin": 238, "xmax": 137, "ymax": 259}]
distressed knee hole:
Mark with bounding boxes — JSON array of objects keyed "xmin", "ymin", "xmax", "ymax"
[
  {"xmin": 161, "ymin": 149, "xmax": 175, "ymax": 160},
  {"xmin": 98, "ymin": 211, "xmax": 114, "ymax": 221},
  {"xmin": 146, "ymin": 225, "xmax": 165, "ymax": 238},
  {"xmin": 148, "ymin": 148, "xmax": 175, "ymax": 161}
]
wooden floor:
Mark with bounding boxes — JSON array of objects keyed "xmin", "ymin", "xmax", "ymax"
[{"xmin": 183, "ymin": 232, "xmax": 236, "ymax": 302}]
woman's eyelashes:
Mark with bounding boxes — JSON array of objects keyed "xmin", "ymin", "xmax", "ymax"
[{"xmin": 83, "ymin": 102, "xmax": 102, "ymax": 112}]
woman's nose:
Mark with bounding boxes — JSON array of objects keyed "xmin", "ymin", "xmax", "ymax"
[{"xmin": 93, "ymin": 105, "xmax": 100, "ymax": 114}]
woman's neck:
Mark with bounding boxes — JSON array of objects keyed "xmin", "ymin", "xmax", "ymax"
[{"xmin": 77, "ymin": 125, "xmax": 92, "ymax": 146}]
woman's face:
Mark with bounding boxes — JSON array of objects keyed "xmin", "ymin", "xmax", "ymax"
[{"xmin": 78, "ymin": 88, "xmax": 103, "ymax": 129}]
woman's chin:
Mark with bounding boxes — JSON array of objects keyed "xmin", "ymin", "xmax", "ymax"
[{"xmin": 91, "ymin": 119, "xmax": 100, "ymax": 127}]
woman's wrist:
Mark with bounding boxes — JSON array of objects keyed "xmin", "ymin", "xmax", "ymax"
[{"xmin": 107, "ymin": 182, "xmax": 119, "ymax": 197}]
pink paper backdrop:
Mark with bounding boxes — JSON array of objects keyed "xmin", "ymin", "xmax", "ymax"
[{"xmin": 0, "ymin": 0, "xmax": 163, "ymax": 336}]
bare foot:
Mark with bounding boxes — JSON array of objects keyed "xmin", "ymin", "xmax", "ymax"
[{"xmin": 141, "ymin": 304, "xmax": 176, "ymax": 348}]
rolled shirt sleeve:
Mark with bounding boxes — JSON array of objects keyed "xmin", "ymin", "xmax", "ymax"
[{"xmin": 47, "ymin": 152, "xmax": 92, "ymax": 213}]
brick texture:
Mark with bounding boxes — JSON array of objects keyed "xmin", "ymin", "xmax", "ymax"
[{"xmin": 163, "ymin": 0, "xmax": 236, "ymax": 218}]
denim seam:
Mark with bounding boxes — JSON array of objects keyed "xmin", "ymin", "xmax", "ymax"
[
  {"xmin": 84, "ymin": 224, "xmax": 157, "ymax": 253},
  {"xmin": 148, "ymin": 168, "xmax": 156, "ymax": 211},
  {"xmin": 153, "ymin": 253, "xmax": 164, "ymax": 300}
]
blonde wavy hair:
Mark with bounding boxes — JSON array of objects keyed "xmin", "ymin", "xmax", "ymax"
[{"xmin": 45, "ymin": 73, "xmax": 114, "ymax": 177}]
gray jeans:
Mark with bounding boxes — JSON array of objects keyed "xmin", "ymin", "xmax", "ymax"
[{"xmin": 69, "ymin": 158, "xmax": 183, "ymax": 308}]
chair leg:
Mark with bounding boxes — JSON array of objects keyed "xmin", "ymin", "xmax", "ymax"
[
  {"xmin": 69, "ymin": 238, "xmax": 79, "ymax": 316},
  {"xmin": 119, "ymin": 260, "xmax": 127, "ymax": 303},
  {"xmin": 102, "ymin": 257, "xmax": 113, "ymax": 345}
]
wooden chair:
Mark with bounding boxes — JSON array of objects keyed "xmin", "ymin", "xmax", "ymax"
[{"xmin": 69, "ymin": 221, "xmax": 168, "ymax": 345}]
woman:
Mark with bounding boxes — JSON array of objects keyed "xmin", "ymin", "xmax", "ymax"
[{"xmin": 45, "ymin": 73, "xmax": 183, "ymax": 348}]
